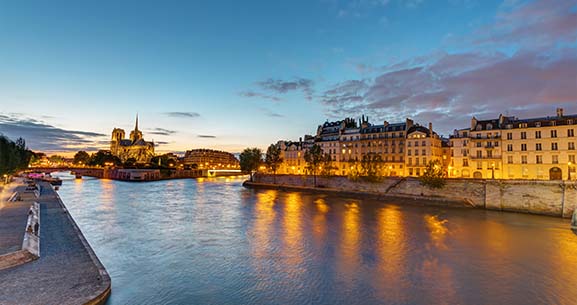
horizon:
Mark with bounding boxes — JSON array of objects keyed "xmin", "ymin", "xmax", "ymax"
[{"xmin": 1, "ymin": 0, "xmax": 576, "ymax": 155}]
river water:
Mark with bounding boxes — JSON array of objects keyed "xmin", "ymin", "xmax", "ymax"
[{"xmin": 55, "ymin": 175, "xmax": 577, "ymax": 305}]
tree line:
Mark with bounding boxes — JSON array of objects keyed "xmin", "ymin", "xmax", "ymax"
[
  {"xmin": 0, "ymin": 135, "xmax": 34, "ymax": 176},
  {"xmin": 240, "ymin": 143, "xmax": 446, "ymax": 189}
]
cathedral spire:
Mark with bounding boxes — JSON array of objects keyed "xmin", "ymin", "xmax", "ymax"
[{"xmin": 135, "ymin": 113, "xmax": 139, "ymax": 132}]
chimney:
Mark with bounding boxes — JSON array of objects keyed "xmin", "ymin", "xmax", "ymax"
[
  {"xmin": 557, "ymin": 108, "xmax": 564, "ymax": 117},
  {"xmin": 429, "ymin": 122, "xmax": 433, "ymax": 132},
  {"xmin": 383, "ymin": 120, "xmax": 389, "ymax": 127}
]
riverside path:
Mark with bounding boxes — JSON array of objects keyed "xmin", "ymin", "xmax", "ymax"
[{"xmin": 0, "ymin": 181, "xmax": 110, "ymax": 305}]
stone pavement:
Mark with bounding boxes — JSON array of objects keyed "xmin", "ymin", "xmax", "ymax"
[
  {"xmin": 0, "ymin": 185, "xmax": 31, "ymax": 256},
  {"xmin": 0, "ymin": 182, "xmax": 110, "ymax": 305}
]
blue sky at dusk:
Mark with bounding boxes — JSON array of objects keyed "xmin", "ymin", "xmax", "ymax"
[{"xmin": 0, "ymin": 0, "xmax": 576, "ymax": 154}]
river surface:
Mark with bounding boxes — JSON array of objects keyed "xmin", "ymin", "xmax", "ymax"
[{"xmin": 55, "ymin": 175, "xmax": 577, "ymax": 305}]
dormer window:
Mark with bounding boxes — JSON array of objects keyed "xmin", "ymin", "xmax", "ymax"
[
  {"xmin": 487, "ymin": 123, "xmax": 492, "ymax": 130},
  {"xmin": 476, "ymin": 124, "xmax": 482, "ymax": 131},
  {"xmin": 535, "ymin": 122, "xmax": 541, "ymax": 127}
]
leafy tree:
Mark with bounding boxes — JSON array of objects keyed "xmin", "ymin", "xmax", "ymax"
[
  {"xmin": 239, "ymin": 147, "xmax": 262, "ymax": 181},
  {"xmin": 419, "ymin": 159, "xmax": 446, "ymax": 189},
  {"xmin": 0, "ymin": 135, "xmax": 33, "ymax": 176},
  {"xmin": 123, "ymin": 157, "xmax": 137, "ymax": 168},
  {"xmin": 265, "ymin": 144, "xmax": 283, "ymax": 182},
  {"xmin": 304, "ymin": 144, "xmax": 324, "ymax": 187},
  {"xmin": 360, "ymin": 153, "xmax": 384, "ymax": 182},
  {"xmin": 150, "ymin": 154, "xmax": 177, "ymax": 168},
  {"xmin": 347, "ymin": 160, "xmax": 362, "ymax": 181},
  {"xmin": 48, "ymin": 154, "xmax": 65, "ymax": 164},
  {"xmin": 87, "ymin": 150, "xmax": 122, "ymax": 167},
  {"xmin": 320, "ymin": 153, "xmax": 335, "ymax": 177},
  {"xmin": 73, "ymin": 151, "xmax": 90, "ymax": 165}
]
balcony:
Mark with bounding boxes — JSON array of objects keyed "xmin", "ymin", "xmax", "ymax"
[
  {"xmin": 470, "ymin": 135, "xmax": 501, "ymax": 140},
  {"xmin": 470, "ymin": 155, "xmax": 502, "ymax": 160}
]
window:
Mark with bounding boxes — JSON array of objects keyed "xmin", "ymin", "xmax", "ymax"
[
  {"xmin": 476, "ymin": 133, "xmax": 481, "ymax": 139},
  {"xmin": 507, "ymin": 144, "xmax": 513, "ymax": 151},
  {"xmin": 570, "ymin": 155, "xmax": 576, "ymax": 163},
  {"xmin": 408, "ymin": 158, "xmax": 412, "ymax": 165},
  {"xmin": 507, "ymin": 132, "xmax": 513, "ymax": 140},
  {"xmin": 477, "ymin": 151, "xmax": 482, "ymax": 158},
  {"xmin": 569, "ymin": 129, "xmax": 575, "ymax": 137},
  {"xmin": 551, "ymin": 130, "xmax": 557, "ymax": 138},
  {"xmin": 476, "ymin": 142, "xmax": 482, "ymax": 147},
  {"xmin": 487, "ymin": 123, "xmax": 493, "ymax": 130},
  {"xmin": 409, "ymin": 168, "xmax": 413, "ymax": 175},
  {"xmin": 422, "ymin": 157, "xmax": 426, "ymax": 165},
  {"xmin": 552, "ymin": 143, "xmax": 558, "ymax": 151},
  {"xmin": 415, "ymin": 158, "xmax": 420, "ymax": 166},
  {"xmin": 536, "ymin": 143, "xmax": 542, "ymax": 151},
  {"xmin": 477, "ymin": 162, "xmax": 482, "ymax": 170},
  {"xmin": 422, "ymin": 149, "xmax": 426, "ymax": 156},
  {"xmin": 407, "ymin": 142, "xmax": 411, "ymax": 147},
  {"xmin": 414, "ymin": 141, "xmax": 419, "ymax": 147},
  {"xmin": 521, "ymin": 144, "xmax": 527, "ymax": 151},
  {"xmin": 522, "ymin": 156, "xmax": 528, "ymax": 164},
  {"xmin": 507, "ymin": 156, "xmax": 513, "ymax": 164},
  {"xmin": 535, "ymin": 131, "xmax": 541, "ymax": 138},
  {"xmin": 536, "ymin": 155, "xmax": 543, "ymax": 164},
  {"xmin": 415, "ymin": 150, "xmax": 419, "ymax": 156},
  {"xmin": 407, "ymin": 150, "xmax": 412, "ymax": 156},
  {"xmin": 463, "ymin": 159, "xmax": 469, "ymax": 167},
  {"xmin": 535, "ymin": 122, "xmax": 541, "ymax": 128},
  {"xmin": 570, "ymin": 142, "xmax": 576, "ymax": 150},
  {"xmin": 422, "ymin": 141, "xmax": 426, "ymax": 146},
  {"xmin": 487, "ymin": 150, "xmax": 493, "ymax": 158},
  {"xmin": 552, "ymin": 155, "xmax": 558, "ymax": 164},
  {"xmin": 521, "ymin": 132, "xmax": 527, "ymax": 139}
]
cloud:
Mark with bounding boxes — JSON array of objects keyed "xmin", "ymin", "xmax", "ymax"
[
  {"xmin": 154, "ymin": 141, "xmax": 170, "ymax": 147},
  {"xmin": 256, "ymin": 78, "xmax": 315, "ymax": 101},
  {"xmin": 163, "ymin": 112, "xmax": 201, "ymax": 118},
  {"xmin": 242, "ymin": 77, "xmax": 316, "ymax": 102},
  {"xmin": 317, "ymin": 0, "xmax": 577, "ymax": 135},
  {"xmin": 197, "ymin": 135, "xmax": 216, "ymax": 138},
  {"xmin": 474, "ymin": 0, "xmax": 577, "ymax": 48},
  {"xmin": 320, "ymin": 48, "xmax": 577, "ymax": 134},
  {"xmin": 0, "ymin": 114, "xmax": 107, "ymax": 152},
  {"xmin": 239, "ymin": 91, "xmax": 283, "ymax": 102},
  {"xmin": 148, "ymin": 128, "xmax": 177, "ymax": 136},
  {"xmin": 258, "ymin": 107, "xmax": 285, "ymax": 118}
]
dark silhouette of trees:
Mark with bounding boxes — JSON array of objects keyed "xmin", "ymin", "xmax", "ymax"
[
  {"xmin": 0, "ymin": 136, "xmax": 33, "ymax": 176},
  {"xmin": 420, "ymin": 160, "xmax": 446, "ymax": 189},
  {"xmin": 73, "ymin": 151, "xmax": 90, "ymax": 165},
  {"xmin": 304, "ymin": 144, "xmax": 324, "ymax": 187},
  {"xmin": 240, "ymin": 148, "xmax": 262, "ymax": 182},
  {"xmin": 265, "ymin": 144, "xmax": 283, "ymax": 182}
]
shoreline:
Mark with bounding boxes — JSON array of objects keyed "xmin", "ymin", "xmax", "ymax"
[
  {"xmin": 0, "ymin": 181, "xmax": 111, "ymax": 305},
  {"xmin": 244, "ymin": 174, "xmax": 577, "ymax": 220}
]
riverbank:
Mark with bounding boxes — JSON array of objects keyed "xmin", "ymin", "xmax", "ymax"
[
  {"xmin": 246, "ymin": 174, "xmax": 577, "ymax": 218},
  {"xmin": 0, "ymin": 181, "xmax": 111, "ymax": 305}
]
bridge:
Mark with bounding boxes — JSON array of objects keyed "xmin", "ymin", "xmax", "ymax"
[{"xmin": 27, "ymin": 167, "xmax": 244, "ymax": 180}]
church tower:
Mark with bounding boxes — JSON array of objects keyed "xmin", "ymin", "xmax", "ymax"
[
  {"xmin": 111, "ymin": 128, "xmax": 125, "ymax": 154},
  {"xmin": 129, "ymin": 114, "xmax": 143, "ymax": 143}
]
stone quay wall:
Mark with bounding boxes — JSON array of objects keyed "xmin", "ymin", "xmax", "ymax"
[{"xmin": 250, "ymin": 174, "xmax": 577, "ymax": 218}]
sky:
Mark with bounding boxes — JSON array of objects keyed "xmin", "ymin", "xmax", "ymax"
[{"xmin": 0, "ymin": 0, "xmax": 576, "ymax": 155}]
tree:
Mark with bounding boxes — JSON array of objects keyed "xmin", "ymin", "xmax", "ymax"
[
  {"xmin": 304, "ymin": 144, "xmax": 324, "ymax": 187},
  {"xmin": 123, "ymin": 158, "xmax": 137, "ymax": 168},
  {"xmin": 420, "ymin": 159, "xmax": 446, "ymax": 189},
  {"xmin": 73, "ymin": 151, "xmax": 90, "ymax": 165},
  {"xmin": 87, "ymin": 150, "xmax": 121, "ymax": 167},
  {"xmin": 239, "ymin": 148, "xmax": 262, "ymax": 182},
  {"xmin": 265, "ymin": 144, "xmax": 283, "ymax": 182},
  {"xmin": 320, "ymin": 153, "xmax": 335, "ymax": 177},
  {"xmin": 360, "ymin": 153, "xmax": 384, "ymax": 182},
  {"xmin": 0, "ymin": 135, "xmax": 33, "ymax": 176}
]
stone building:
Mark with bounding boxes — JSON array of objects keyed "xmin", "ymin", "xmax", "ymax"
[
  {"xmin": 181, "ymin": 149, "xmax": 239, "ymax": 169},
  {"xmin": 110, "ymin": 115, "xmax": 155, "ymax": 164},
  {"xmin": 405, "ymin": 123, "xmax": 445, "ymax": 177},
  {"xmin": 450, "ymin": 108, "xmax": 577, "ymax": 180}
]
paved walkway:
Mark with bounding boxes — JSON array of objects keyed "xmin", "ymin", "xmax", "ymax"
[
  {"xmin": 0, "ymin": 182, "xmax": 110, "ymax": 305},
  {"xmin": 0, "ymin": 181, "xmax": 30, "ymax": 256}
]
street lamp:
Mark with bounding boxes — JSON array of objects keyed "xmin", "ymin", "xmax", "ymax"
[{"xmin": 491, "ymin": 162, "xmax": 495, "ymax": 179}]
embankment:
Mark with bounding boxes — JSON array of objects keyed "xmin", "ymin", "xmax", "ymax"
[{"xmin": 245, "ymin": 174, "xmax": 577, "ymax": 218}]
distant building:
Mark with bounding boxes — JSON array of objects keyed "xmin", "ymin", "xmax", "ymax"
[
  {"xmin": 110, "ymin": 115, "xmax": 155, "ymax": 164},
  {"xmin": 450, "ymin": 108, "xmax": 576, "ymax": 180},
  {"xmin": 182, "ymin": 149, "xmax": 239, "ymax": 169}
]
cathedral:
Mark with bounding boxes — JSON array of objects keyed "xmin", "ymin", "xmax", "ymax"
[{"xmin": 110, "ymin": 115, "xmax": 155, "ymax": 163}]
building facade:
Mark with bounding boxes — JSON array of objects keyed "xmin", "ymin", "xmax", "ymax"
[
  {"xmin": 450, "ymin": 108, "xmax": 576, "ymax": 180},
  {"xmin": 181, "ymin": 149, "xmax": 239, "ymax": 170},
  {"xmin": 110, "ymin": 115, "xmax": 155, "ymax": 164}
]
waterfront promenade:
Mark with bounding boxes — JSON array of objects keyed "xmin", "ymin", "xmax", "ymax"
[{"xmin": 0, "ymin": 181, "xmax": 110, "ymax": 305}]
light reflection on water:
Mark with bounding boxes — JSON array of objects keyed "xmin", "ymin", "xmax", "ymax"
[{"xmin": 55, "ymin": 175, "xmax": 577, "ymax": 305}]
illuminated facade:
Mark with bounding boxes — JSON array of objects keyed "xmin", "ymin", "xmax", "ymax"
[
  {"xmin": 110, "ymin": 115, "xmax": 155, "ymax": 164},
  {"xmin": 277, "ymin": 116, "xmax": 448, "ymax": 177},
  {"xmin": 450, "ymin": 108, "xmax": 577, "ymax": 180},
  {"xmin": 182, "ymin": 149, "xmax": 239, "ymax": 169}
]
